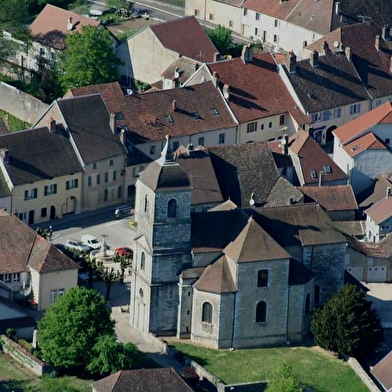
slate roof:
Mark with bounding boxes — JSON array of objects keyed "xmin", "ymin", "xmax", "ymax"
[
  {"xmin": 371, "ymin": 350, "xmax": 392, "ymax": 392},
  {"xmin": 30, "ymin": 4, "xmax": 100, "ymax": 50},
  {"xmin": 194, "ymin": 256, "xmax": 236, "ymax": 293},
  {"xmin": 308, "ymin": 22, "xmax": 392, "ymax": 100},
  {"xmin": 225, "ymin": 216, "xmax": 290, "ymax": 262},
  {"xmin": 264, "ymin": 177, "xmax": 304, "ymax": 207},
  {"xmin": 288, "ymin": 130, "xmax": 348, "ymax": 185},
  {"xmin": 92, "ymin": 368, "xmax": 194, "ymax": 392},
  {"xmin": 251, "ymin": 204, "xmax": 347, "ymax": 247},
  {"xmin": 161, "ymin": 57, "xmax": 202, "ymax": 86},
  {"xmin": 359, "ymin": 177, "xmax": 392, "ymax": 208},
  {"xmin": 56, "ymin": 94, "xmax": 126, "ymax": 164},
  {"xmin": 365, "ymin": 197, "xmax": 392, "ymax": 225},
  {"xmin": 298, "ymin": 185, "xmax": 358, "ymax": 211},
  {"xmin": 342, "ymin": 132, "xmax": 388, "ymax": 158},
  {"xmin": 122, "ymin": 82, "xmax": 237, "ymax": 144},
  {"xmin": 283, "ymin": 51, "xmax": 370, "ymax": 114},
  {"xmin": 176, "ymin": 149, "xmax": 223, "ymax": 206},
  {"xmin": 0, "ymin": 126, "xmax": 82, "ymax": 186},
  {"xmin": 208, "ymin": 141, "xmax": 280, "ymax": 207},
  {"xmin": 333, "ymin": 101, "xmax": 392, "ymax": 145},
  {"xmin": 150, "ymin": 16, "xmax": 218, "ymax": 62},
  {"xmin": 208, "ymin": 52, "xmax": 310, "ymax": 125}
]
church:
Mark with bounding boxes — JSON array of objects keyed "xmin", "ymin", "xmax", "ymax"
[{"xmin": 129, "ymin": 137, "xmax": 347, "ymax": 349}]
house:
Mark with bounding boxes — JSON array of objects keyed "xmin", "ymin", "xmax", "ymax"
[
  {"xmin": 116, "ymin": 16, "xmax": 218, "ymax": 85},
  {"xmin": 359, "ymin": 176, "xmax": 392, "ymax": 213},
  {"xmin": 333, "ymin": 102, "xmax": 392, "ymax": 195},
  {"xmin": 34, "ymin": 94, "xmax": 128, "ymax": 212},
  {"xmin": 0, "ymin": 210, "xmax": 78, "ymax": 310},
  {"xmin": 129, "ymin": 138, "xmax": 347, "ymax": 348},
  {"xmin": 186, "ymin": 47, "xmax": 311, "ymax": 143},
  {"xmin": 298, "ymin": 185, "xmax": 358, "ymax": 221},
  {"xmin": 371, "ymin": 349, "xmax": 392, "ymax": 391},
  {"xmin": 270, "ymin": 129, "xmax": 348, "ymax": 187},
  {"xmin": 365, "ymin": 196, "xmax": 392, "ymax": 243},
  {"xmin": 279, "ymin": 49, "xmax": 371, "ymax": 145},
  {"xmin": 92, "ymin": 368, "xmax": 195, "ymax": 392},
  {"xmin": 0, "ymin": 123, "xmax": 83, "ymax": 224}
]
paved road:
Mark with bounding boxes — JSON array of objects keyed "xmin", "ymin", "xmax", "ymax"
[{"xmin": 365, "ymin": 283, "xmax": 392, "ymax": 328}]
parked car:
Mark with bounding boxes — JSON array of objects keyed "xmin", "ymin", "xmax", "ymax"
[
  {"xmin": 115, "ymin": 247, "xmax": 133, "ymax": 258},
  {"xmin": 66, "ymin": 239, "xmax": 90, "ymax": 253},
  {"xmin": 81, "ymin": 235, "xmax": 102, "ymax": 250},
  {"xmin": 130, "ymin": 9, "xmax": 140, "ymax": 19}
]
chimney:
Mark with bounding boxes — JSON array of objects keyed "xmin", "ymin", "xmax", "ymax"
[
  {"xmin": 212, "ymin": 71, "xmax": 219, "ymax": 87},
  {"xmin": 345, "ymin": 46, "xmax": 352, "ymax": 62},
  {"xmin": 287, "ymin": 51, "xmax": 296, "ymax": 73},
  {"xmin": 241, "ymin": 43, "xmax": 253, "ymax": 64},
  {"xmin": 47, "ymin": 117, "xmax": 56, "ymax": 132},
  {"xmin": 282, "ymin": 133, "xmax": 289, "ymax": 155},
  {"xmin": 323, "ymin": 41, "xmax": 330, "ymax": 54},
  {"xmin": 0, "ymin": 148, "xmax": 9, "ymax": 164},
  {"xmin": 222, "ymin": 84, "xmax": 230, "ymax": 100},
  {"xmin": 67, "ymin": 16, "xmax": 73, "ymax": 31},
  {"xmin": 109, "ymin": 112, "xmax": 116, "ymax": 133},
  {"xmin": 187, "ymin": 143, "xmax": 195, "ymax": 157},
  {"xmin": 310, "ymin": 50, "xmax": 319, "ymax": 67},
  {"xmin": 386, "ymin": 187, "xmax": 392, "ymax": 199},
  {"xmin": 319, "ymin": 171, "xmax": 324, "ymax": 186},
  {"xmin": 382, "ymin": 25, "xmax": 390, "ymax": 41},
  {"xmin": 335, "ymin": 2, "xmax": 340, "ymax": 15},
  {"xmin": 375, "ymin": 35, "xmax": 381, "ymax": 51},
  {"xmin": 174, "ymin": 67, "xmax": 180, "ymax": 80},
  {"xmin": 213, "ymin": 52, "xmax": 220, "ymax": 62},
  {"xmin": 120, "ymin": 128, "xmax": 126, "ymax": 145},
  {"xmin": 172, "ymin": 99, "xmax": 177, "ymax": 111}
]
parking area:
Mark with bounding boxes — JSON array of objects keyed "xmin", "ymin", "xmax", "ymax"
[{"xmin": 364, "ymin": 283, "xmax": 392, "ymax": 328}]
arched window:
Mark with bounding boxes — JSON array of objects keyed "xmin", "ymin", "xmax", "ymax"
[
  {"xmin": 255, "ymin": 301, "xmax": 267, "ymax": 323},
  {"xmin": 139, "ymin": 288, "xmax": 144, "ymax": 298},
  {"xmin": 144, "ymin": 195, "xmax": 148, "ymax": 212},
  {"xmin": 305, "ymin": 293, "xmax": 311, "ymax": 315},
  {"xmin": 202, "ymin": 302, "xmax": 213, "ymax": 324},
  {"xmin": 167, "ymin": 198, "xmax": 177, "ymax": 218},
  {"xmin": 141, "ymin": 252, "xmax": 145, "ymax": 270},
  {"xmin": 257, "ymin": 270, "xmax": 268, "ymax": 287}
]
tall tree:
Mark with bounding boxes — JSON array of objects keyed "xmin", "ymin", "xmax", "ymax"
[
  {"xmin": 266, "ymin": 362, "xmax": 303, "ymax": 392},
  {"xmin": 58, "ymin": 25, "xmax": 123, "ymax": 91},
  {"xmin": 311, "ymin": 284, "xmax": 383, "ymax": 359},
  {"xmin": 207, "ymin": 25, "xmax": 232, "ymax": 55},
  {"xmin": 37, "ymin": 287, "xmax": 115, "ymax": 369}
]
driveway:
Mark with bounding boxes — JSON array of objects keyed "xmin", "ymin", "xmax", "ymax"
[{"xmin": 364, "ymin": 283, "xmax": 392, "ymax": 328}]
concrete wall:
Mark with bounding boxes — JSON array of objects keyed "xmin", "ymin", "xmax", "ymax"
[{"xmin": 0, "ymin": 82, "xmax": 48, "ymax": 125}]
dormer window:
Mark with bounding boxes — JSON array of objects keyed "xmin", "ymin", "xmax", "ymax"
[
  {"xmin": 166, "ymin": 115, "xmax": 174, "ymax": 124},
  {"xmin": 323, "ymin": 165, "xmax": 332, "ymax": 174},
  {"xmin": 211, "ymin": 108, "xmax": 219, "ymax": 116},
  {"xmin": 193, "ymin": 112, "xmax": 201, "ymax": 120},
  {"xmin": 115, "ymin": 112, "xmax": 124, "ymax": 120},
  {"xmin": 310, "ymin": 170, "xmax": 317, "ymax": 179}
]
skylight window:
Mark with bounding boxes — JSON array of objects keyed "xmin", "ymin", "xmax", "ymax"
[
  {"xmin": 323, "ymin": 165, "xmax": 332, "ymax": 173},
  {"xmin": 166, "ymin": 115, "xmax": 174, "ymax": 124},
  {"xmin": 115, "ymin": 112, "xmax": 124, "ymax": 120},
  {"xmin": 211, "ymin": 108, "xmax": 219, "ymax": 116},
  {"xmin": 193, "ymin": 112, "xmax": 201, "ymax": 120},
  {"xmin": 310, "ymin": 170, "xmax": 317, "ymax": 179}
]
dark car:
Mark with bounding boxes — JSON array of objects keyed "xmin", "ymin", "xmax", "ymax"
[{"xmin": 115, "ymin": 247, "xmax": 133, "ymax": 258}]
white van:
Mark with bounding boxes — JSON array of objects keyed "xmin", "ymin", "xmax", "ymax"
[{"xmin": 81, "ymin": 235, "xmax": 101, "ymax": 250}]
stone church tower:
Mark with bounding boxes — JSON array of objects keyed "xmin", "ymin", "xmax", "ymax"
[{"xmin": 129, "ymin": 136, "xmax": 192, "ymax": 335}]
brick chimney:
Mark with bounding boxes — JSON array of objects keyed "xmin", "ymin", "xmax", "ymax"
[
  {"xmin": 120, "ymin": 128, "xmax": 126, "ymax": 145},
  {"xmin": 109, "ymin": 112, "xmax": 116, "ymax": 133},
  {"xmin": 345, "ymin": 47, "xmax": 352, "ymax": 62},
  {"xmin": 281, "ymin": 133, "xmax": 289, "ymax": 155},
  {"xmin": 335, "ymin": 1, "xmax": 340, "ymax": 15},
  {"xmin": 212, "ymin": 71, "xmax": 219, "ymax": 87},
  {"xmin": 319, "ymin": 171, "xmax": 324, "ymax": 186},
  {"xmin": 0, "ymin": 148, "xmax": 9, "ymax": 164},
  {"xmin": 310, "ymin": 50, "xmax": 319, "ymax": 67},
  {"xmin": 222, "ymin": 84, "xmax": 230, "ymax": 101},
  {"xmin": 375, "ymin": 35, "xmax": 381, "ymax": 51},
  {"xmin": 47, "ymin": 117, "xmax": 56, "ymax": 132},
  {"xmin": 67, "ymin": 17, "xmax": 73, "ymax": 31},
  {"xmin": 241, "ymin": 43, "xmax": 253, "ymax": 64},
  {"xmin": 172, "ymin": 99, "xmax": 177, "ymax": 111},
  {"xmin": 213, "ymin": 52, "xmax": 220, "ymax": 62},
  {"xmin": 286, "ymin": 51, "xmax": 296, "ymax": 74},
  {"xmin": 382, "ymin": 25, "xmax": 390, "ymax": 41}
]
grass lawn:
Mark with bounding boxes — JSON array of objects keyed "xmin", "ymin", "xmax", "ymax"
[{"xmin": 171, "ymin": 342, "xmax": 369, "ymax": 392}]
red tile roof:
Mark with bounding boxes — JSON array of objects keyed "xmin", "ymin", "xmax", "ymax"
[
  {"xmin": 371, "ymin": 350, "xmax": 392, "ymax": 391},
  {"xmin": 333, "ymin": 101, "xmax": 392, "ymax": 145},
  {"xmin": 30, "ymin": 4, "xmax": 100, "ymax": 50},
  {"xmin": 208, "ymin": 52, "xmax": 310, "ymax": 125},
  {"xmin": 342, "ymin": 132, "xmax": 387, "ymax": 158},
  {"xmin": 365, "ymin": 196, "xmax": 392, "ymax": 225},
  {"xmin": 150, "ymin": 16, "xmax": 218, "ymax": 62}
]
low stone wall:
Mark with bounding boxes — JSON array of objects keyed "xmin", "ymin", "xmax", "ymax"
[
  {"xmin": 348, "ymin": 357, "xmax": 381, "ymax": 392},
  {"xmin": 0, "ymin": 334, "xmax": 52, "ymax": 376}
]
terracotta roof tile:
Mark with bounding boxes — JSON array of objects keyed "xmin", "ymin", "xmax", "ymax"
[
  {"xmin": 208, "ymin": 52, "xmax": 310, "ymax": 125},
  {"xmin": 342, "ymin": 132, "xmax": 387, "ymax": 158},
  {"xmin": 30, "ymin": 4, "xmax": 100, "ymax": 50},
  {"xmin": 359, "ymin": 177, "xmax": 392, "ymax": 208},
  {"xmin": 371, "ymin": 349, "xmax": 392, "ymax": 391},
  {"xmin": 150, "ymin": 16, "xmax": 218, "ymax": 62},
  {"xmin": 333, "ymin": 101, "xmax": 392, "ymax": 144},
  {"xmin": 365, "ymin": 196, "xmax": 392, "ymax": 225},
  {"xmin": 333, "ymin": 220, "xmax": 366, "ymax": 237}
]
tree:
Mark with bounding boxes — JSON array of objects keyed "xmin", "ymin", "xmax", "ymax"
[
  {"xmin": 311, "ymin": 284, "xmax": 383, "ymax": 359},
  {"xmin": 207, "ymin": 25, "xmax": 233, "ymax": 55},
  {"xmin": 37, "ymin": 287, "xmax": 115, "ymax": 369},
  {"xmin": 86, "ymin": 334, "xmax": 137, "ymax": 375},
  {"xmin": 57, "ymin": 25, "xmax": 123, "ymax": 91},
  {"xmin": 107, "ymin": 0, "xmax": 132, "ymax": 14},
  {"xmin": 266, "ymin": 362, "xmax": 303, "ymax": 392}
]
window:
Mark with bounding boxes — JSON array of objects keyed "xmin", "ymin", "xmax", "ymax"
[
  {"xmin": 115, "ymin": 112, "xmax": 124, "ymax": 120},
  {"xmin": 269, "ymin": 122, "xmax": 272, "ymax": 128},
  {"xmin": 113, "ymin": 170, "xmax": 117, "ymax": 181},
  {"xmin": 173, "ymin": 141, "xmax": 179, "ymax": 151},
  {"xmin": 261, "ymin": 124, "xmax": 264, "ymax": 130},
  {"xmin": 255, "ymin": 301, "xmax": 267, "ymax": 323},
  {"xmin": 12, "ymin": 273, "xmax": 20, "ymax": 282},
  {"xmin": 66, "ymin": 179, "xmax": 78, "ymax": 190},
  {"xmin": 350, "ymin": 103, "xmax": 361, "ymax": 115},
  {"xmin": 211, "ymin": 108, "xmax": 219, "ymax": 116},
  {"xmin": 117, "ymin": 186, "xmax": 122, "ymax": 199},
  {"xmin": 274, "ymin": 19, "xmax": 279, "ymax": 27},
  {"xmin": 150, "ymin": 145, "xmax": 155, "ymax": 155},
  {"xmin": 331, "ymin": 108, "xmax": 342, "ymax": 119},
  {"xmin": 88, "ymin": 176, "xmax": 92, "ymax": 187},
  {"xmin": 209, "ymin": 13, "xmax": 214, "ymax": 20},
  {"xmin": 141, "ymin": 252, "xmax": 145, "ymax": 270},
  {"xmin": 279, "ymin": 114, "xmax": 285, "ymax": 126},
  {"xmin": 255, "ymin": 12, "xmax": 260, "ymax": 20},
  {"xmin": 104, "ymin": 189, "xmax": 108, "ymax": 202},
  {"xmin": 322, "ymin": 111, "xmax": 330, "ymax": 121},
  {"xmin": 41, "ymin": 207, "xmax": 47, "ymax": 218},
  {"xmin": 39, "ymin": 47, "xmax": 46, "ymax": 57},
  {"xmin": 96, "ymin": 174, "xmax": 100, "ymax": 185},
  {"xmin": 267, "ymin": 138, "xmax": 275, "ymax": 142},
  {"xmin": 109, "ymin": 158, "xmax": 114, "ymax": 166},
  {"xmin": 193, "ymin": 112, "xmax": 200, "ymax": 120},
  {"xmin": 44, "ymin": 184, "xmax": 57, "ymax": 196},
  {"xmin": 144, "ymin": 195, "xmax": 148, "ymax": 212},
  {"xmin": 257, "ymin": 270, "xmax": 268, "ymax": 287},
  {"xmin": 166, "ymin": 115, "xmax": 174, "ymax": 124},
  {"xmin": 255, "ymin": 28, "xmax": 260, "ymax": 36},
  {"xmin": 219, "ymin": 133, "xmax": 225, "ymax": 144},
  {"xmin": 24, "ymin": 188, "xmax": 37, "ymax": 200},
  {"xmin": 105, "ymin": 172, "xmax": 109, "ymax": 183},
  {"xmin": 375, "ymin": 99, "xmax": 382, "ymax": 107},
  {"xmin": 202, "ymin": 302, "xmax": 213, "ymax": 323},
  {"xmin": 386, "ymin": 138, "xmax": 391, "ymax": 145},
  {"xmin": 139, "ymin": 288, "xmax": 144, "ymax": 298},
  {"xmin": 50, "ymin": 289, "xmax": 65, "ymax": 303},
  {"xmin": 310, "ymin": 170, "xmax": 317, "ymax": 179},
  {"xmin": 194, "ymin": 9, "xmax": 200, "ymax": 16},
  {"xmin": 3, "ymin": 274, "xmax": 11, "ymax": 283},
  {"xmin": 92, "ymin": 162, "xmax": 97, "ymax": 170},
  {"xmin": 198, "ymin": 137, "xmax": 205, "ymax": 146},
  {"xmin": 323, "ymin": 165, "xmax": 332, "ymax": 173},
  {"xmin": 50, "ymin": 51, "xmax": 56, "ymax": 62},
  {"xmin": 305, "ymin": 293, "xmax": 311, "ymax": 315},
  {"xmin": 273, "ymin": 34, "xmax": 278, "ymax": 43},
  {"xmin": 243, "ymin": 8, "xmax": 247, "ymax": 16},
  {"xmin": 247, "ymin": 122, "xmax": 257, "ymax": 133},
  {"xmin": 229, "ymin": 20, "xmax": 234, "ymax": 28},
  {"xmin": 167, "ymin": 199, "xmax": 177, "ymax": 218}
]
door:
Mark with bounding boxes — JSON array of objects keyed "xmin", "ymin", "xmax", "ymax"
[
  {"xmin": 367, "ymin": 266, "xmax": 387, "ymax": 282},
  {"xmin": 347, "ymin": 267, "xmax": 363, "ymax": 281},
  {"xmin": 28, "ymin": 210, "xmax": 34, "ymax": 225},
  {"xmin": 50, "ymin": 206, "xmax": 56, "ymax": 220}
]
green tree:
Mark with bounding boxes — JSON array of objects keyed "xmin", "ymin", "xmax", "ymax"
[
  {"xmin": 37, "ymin": 287, "xmax": 115, "ymax": 369},
  {"xmin": 58, "ymin": 25, "xmax": 123, "ymax": 91},
  {"xmin": 86, "ymin": 334, "xmax": 137, "ymax": 375},
  {"xmin": 207, "ymin": 25, "xmax": 232, "ymax": 55},
  {"xmin": 311, "ymin": 284, "xmax": 383, "ymax": 358},
  {"xmin": 107, "ymin": 0, "xmax": 132, "ymax": 13},
  {"xmin": 266, "ymin": 362, "xmax": 303, "ymax": 392}
]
